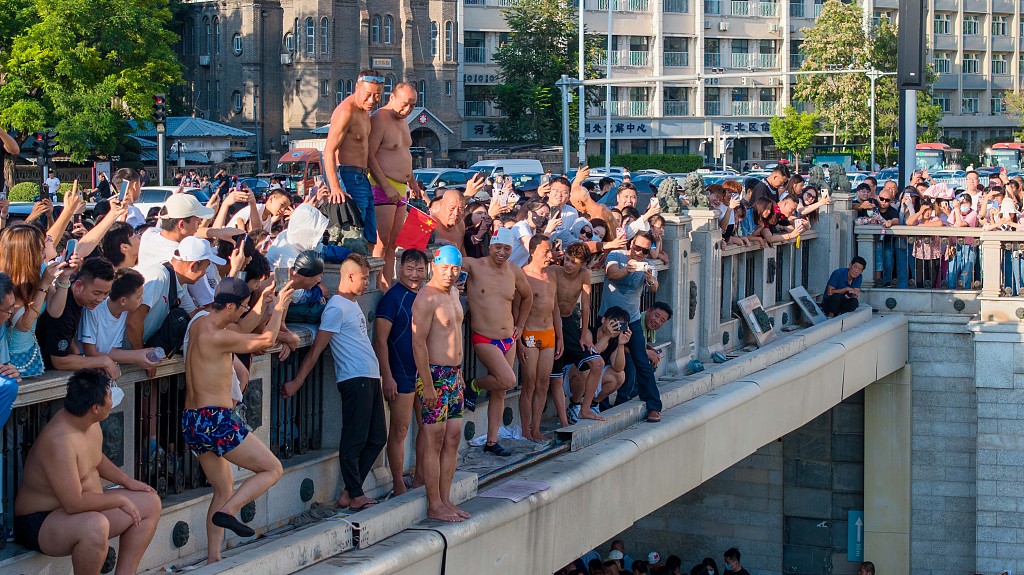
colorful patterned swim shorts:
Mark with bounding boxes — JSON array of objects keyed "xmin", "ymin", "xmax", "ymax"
[
  {"xmin": 181, "ymin": 406, "xmax": 249, "ymax": 457},
  {"xmin": 416, "ymin": 365, "xmax": 464, "ymax": 425}
]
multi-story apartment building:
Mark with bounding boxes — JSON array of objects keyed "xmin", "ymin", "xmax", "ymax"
[
  {"xmin": 462, "ymin": 0, "xmax": 1021, "ymax": 166},
  {"xmin": 176, "ymin": 0, "xmax": 462, "ymax": 166}
]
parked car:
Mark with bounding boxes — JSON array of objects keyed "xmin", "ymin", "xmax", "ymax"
[
  {"xmin": 470, "ymin": 159, "xmax": 544, "ymax": 177},
  {"xmin": 875, "ymin": 168, "xmax": 899, "ymax": 184},
  {"xmin": 414, "ymin": 169, "xmax": 478, "ymax": 197},
  {"xmin": 133, "ymin": 186, "xmax": 208, "ymax": 220}
]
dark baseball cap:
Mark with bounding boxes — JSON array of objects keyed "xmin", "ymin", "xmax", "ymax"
[
  {"xmin": 293, "ymin": 250, "xmax": 325, "ymax": 278},
  {"xmin": 214, "ymin": 277, "xmax": 251, "ymax": 305}
]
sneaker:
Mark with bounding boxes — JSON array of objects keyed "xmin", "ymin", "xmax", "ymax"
[
  {"xmin": 566, "ymin": 402, "xmax": 582, "ymax": 425},
  {"xmin": 483, "ymin": 442, "xmax": 513, "ymax": 457},
  {"xmin": 464, "ymin": 379, "xmax": 479, "ymax": 412}
]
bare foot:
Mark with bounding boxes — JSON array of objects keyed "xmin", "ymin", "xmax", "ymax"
[
  {"xmin": 392, "ymin": 483, "xmax": 408, "ymax": 496},
  {"xmin": 428, "ymin": 502, "xmax": 463, "ymax": 522},
  {"xmin": 336, "ymin": 490, "xmax": 352, "ymax": 508},
  {"xmin": 445, "ymin": 502, "xmax": 471, "ymax": 519},
  {"xmin": 579, "ymin": 409, "xmax": 605, "ymax": 421}
]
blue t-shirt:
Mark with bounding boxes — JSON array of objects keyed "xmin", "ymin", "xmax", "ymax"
[
  {"xmin": 600, "ymin": 250, "xmax": 646, "ymax": 323},
  {"xmin": 374, "ymin": 283, "xmax": 418, "ymax": 385},
  {"xmin": 827, "ymin": 267, "xmax": 863, "ymax": 293}
]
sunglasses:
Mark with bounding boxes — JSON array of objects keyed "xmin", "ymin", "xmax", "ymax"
[
  {"xmin": 877, "ymin": 197, "xmax": 892, "ymax": 202},
  {"xmin": 633, "ymin": 245, "xmax": 651, "ymax": 255},
  {"xmin": 357, "ymin": 75, "xmax": 385, "ymax": 84}
]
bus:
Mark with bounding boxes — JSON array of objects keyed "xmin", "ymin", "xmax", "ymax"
[
  {"xmin": 986, "ymin": 142, "xmax": 1024, "ymax": 170},
  {"xmin": 916, "ymin": 143, "xmax": 962, "ymax": 171}
]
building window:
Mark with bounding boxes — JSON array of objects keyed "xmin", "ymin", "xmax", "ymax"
[
  {"xmin": 932, "ymin": 92, "xmax": 950, "ymax": 113},
  {"xmin": 962, "ymin": 15, "xmax": 979, "ymax": 36},
  {"xmin": 233, "ymin": 90, "xmax": 243, "ymax": 113},
  {"xmin": 321, "ymin": 17, "xmax": 329, "ymax": 54},
  {"xmin": 431, "ymin": 21, "xmax": 439, "ymax": 59},
  {"xmin": 418, "ymin": 80, "xmax": 426, "ymax": 107},
  {"xmin": 320, "ymin": 80, "xmax": 330, "ymax": 98},
  {"xmin": 371, "ymin": 16, "xmax": 381, "ymax": 44},
  {"xmin": 213, "ymin": 17, "xmax": 221, "ymax": 54},
  {"xmin": 305, "ymin": 17, "xmax": 315, "ymax": 55},
  {"xmin": 932, "ymin": 52, "xmax": 950, "ymax": 74},
  {"xmin": 214, "ymin": 81, "xmax": 220, "ymax": 114},
  {"xmin": 347, "ymin": 80, "xmax": 354, "ymax": 97},
  {"xmin": 206, "ymin": 80, "xmax": 211, "ymax": 116},
  {"xmin": 933, "ymin": 13, "xmax": 951, "ymax": 35},
  {"xmin": 337, "ymin": 80, "xmax": 345, "ymax": 104},
  {"xmin": 992, "ymin": 92, "xmax": 1005, "ymax": 114},
  {"xmin": 446, "ymin": 80, "xmax": 452, "ymax": 96},
  {"xmin": 444, "ymin": 21, "xmax": 454, "ymax": 61},
  {"xmin": 383, "ymin": 75, "xmax": 395, "ymax": 104},
  {"xmin": 284, "ymin": 33, "xmax": 294, "ymax": 52},
  {"xmin": 233, "ymin": 33, "xmax": 242, "ymax": 55},
  {"xmin": 384, "ymin": 16, "xmax": 394, "ymax": 44},
  {"xmin": 963, "ymin": 53, "xmax": 980, "ymax": 74},
  {"xmin": 992, "ymin": 53, "xmax": 1008, "ymax": 75},
  {"xmin": 184, "ymin": 19, "xmax": 194, "ymax": 54},
  {"xmin": 993, "ymin": 15, "xmax": 1008, "ymax": 36},
  {"xmin": 202, "ymin": 17, "xmax": 210, "ymax": 54},
  {"xmin": 962, "ymin": 92, "xmax": 979, "ymax": 114}
]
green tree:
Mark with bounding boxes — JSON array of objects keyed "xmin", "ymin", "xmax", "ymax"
[
  {"xmin": 492, "ymin": 0, "xmax": 602, "ymax": 143},
  {"xmin": 1003, "ymin": 90, "xmax": 1024, "ymax": 140},
  {"xmin": 794, "ymin": 0, "xmax": 869, "ymax": 145},
  {"xmin": 769, "ymin": 106, "xmax": 818, "ymax": 170},
  {"xmin": 0, "ymin": 0, "xmax": 183, "ymax": 186}
]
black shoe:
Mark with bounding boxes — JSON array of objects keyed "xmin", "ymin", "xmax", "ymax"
[
  {"xmin": 483, "ymin": 442, "xmax": 513, "ymax": 457},
  {"xmin": 212, "ymin": 511, "xmax": 256, "ymax": 538},
  {"xmin": 463, "ymin": 379, "xmax": 478, "ymax": 412}
]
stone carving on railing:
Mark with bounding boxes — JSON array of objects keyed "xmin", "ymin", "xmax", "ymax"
[
  {"xmin": 681, "ymin": 172, "xmax": 709, "ymax": 210},
  {"xmin": 656, "ymin": 176, "xmax": 683, "ymax": 214},
  {"xmin": 808, "ymin": 165, "xmax": 828, "ymax": 192},
  {"xmin": 830, "ymin": 171, "xmax": 851, "ymax": 195}
]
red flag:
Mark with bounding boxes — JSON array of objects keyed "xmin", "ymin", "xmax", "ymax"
[{"xmin": 395, "ymin": 205, "xmax": 437, "ymax": 251}]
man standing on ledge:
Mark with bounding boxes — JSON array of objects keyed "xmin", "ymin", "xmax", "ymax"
[
  {"xmin": 411, "ymin": 245, "xmax": 471, "ymax": 521},
  {"xmin": 463, "ymin": 228, "xmax": 533, "ymax": 456},
  {"xmin": 368, "ymin": 82, "xmax": 423, "ymax": 289},
  {"xmin": 323, "ymin": 70, "xmax": 384, "ymax": 249}
]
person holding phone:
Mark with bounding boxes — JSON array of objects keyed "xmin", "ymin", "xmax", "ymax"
[{"xmin": 564, "ymin": 306, "xmax": 629, "ymax": 413}]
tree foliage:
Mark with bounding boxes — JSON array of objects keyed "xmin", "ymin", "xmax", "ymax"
[
  {"xmin": 0, "ymin": 0, "xmax": 183, "ymax": 165},
  {"xmin": 769, "ymin": 106, "xmax": 818, "ymax": 168},
  {"xmin": 492, "ymin": 0, "xmax": 602, "ymax": 144}
]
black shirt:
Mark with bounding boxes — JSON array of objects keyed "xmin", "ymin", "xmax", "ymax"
[
  {"xmin": 590, "ymin": 325, "xmax": 621, "ymax": 364},
  {"xmin": 94, "ymin": 179, "xmax": 111, "ymax": 200},
  {"xmin": 750, "ymin": 180, "xmax": 779, "ymax": 204},
  {"xmin": 878, "ymin": 204, "xmax": 899, "ymax": 222},
  {"xmin": 36, "ymin": 289, "xmax": 84, "ymax": 368}
]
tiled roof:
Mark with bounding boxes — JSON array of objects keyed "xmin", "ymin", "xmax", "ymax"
[{"xmin": 130, "ymin": 117, "xmax": 255, "ymax": 138}]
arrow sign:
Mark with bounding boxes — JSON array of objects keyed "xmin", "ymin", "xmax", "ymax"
[{"xmin": 848, "ymin": 510, "xmax": 864, "ymax": 562}]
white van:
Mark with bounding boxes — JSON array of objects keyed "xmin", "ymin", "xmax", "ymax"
[{"xmin": 470, "ymin": 159, "xmax": 544, "ymax": 177}]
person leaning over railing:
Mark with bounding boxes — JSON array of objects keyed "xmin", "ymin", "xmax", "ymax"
[
  {"xmin": 947, "ymin": 193, "xmax": 980, "ymax": 290},
  {"xmin": 752, "ymin": 195, "xmax": 809, "ymax": 246},
  {"xmin": 905, "ymin": 199, "xmax": 946, "ymax": 289}
]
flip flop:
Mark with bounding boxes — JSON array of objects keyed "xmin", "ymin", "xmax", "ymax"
[{"xmin": 348, "ymin": 499, "xmax": 379, "ymax": 511}]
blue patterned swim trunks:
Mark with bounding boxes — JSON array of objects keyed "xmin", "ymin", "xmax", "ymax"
[{"xmin": 181, "ymin": 406, "xmax": 249, "ymax": 457}]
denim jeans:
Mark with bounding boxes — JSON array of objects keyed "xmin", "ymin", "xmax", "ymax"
[
  {"xmin": 946, "ymin": 244, "xmax": 977, "ymax": 290},
  {"xmin": 614, "ymin": 319, "xmax": 663, "ymax": 413},
  {"xmin": 895, "ymin": 237, "xmax": 911, "ymax": 289},
  {"xmin": 878, "ymin": 236, "xmax": 896, "ymax": 285},
  {"xmin": 339, "ymin": 170, "xmax": 378, "ymax": 245}
]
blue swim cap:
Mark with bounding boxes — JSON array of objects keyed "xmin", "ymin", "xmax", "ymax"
[{"xmin": 434, "ymin": 245, "xmax": 463, "ymax": 266}]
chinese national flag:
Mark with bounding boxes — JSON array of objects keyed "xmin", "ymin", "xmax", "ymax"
[{"xmin": 395, "ymin": 205, "xmax": 436, "ymax": 251}]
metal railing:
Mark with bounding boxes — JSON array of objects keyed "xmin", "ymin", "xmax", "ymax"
[
  {"xmin": 664, "ymin": 0, "xmax": 689, "ymax": 12},
  {"xmin": 855, "ymin": 226, "xmax": 986, "ymax": 290},
  {"xmin": 813, "ymin": 2, "xmax": 823, "ymax": 17},
  {"xmin": 790, "ymin": 0, "xmax": 805, "ymax": 17},
  {"xmin": 271, "ymin": 347, "xmax": 326, "ymax": 459},
  {"xmin": 664, "ymin": 51, "xmax": 690, "ymax": 67},
  {"xmin": 464, "ymin": 0, "xmax": 485, "ymax": 5},
  {"xmin": 597, "ymin": 50, "xmax": 651, "ymax": 67},
  {"xmin": 136, "ymin": 374, "xmax": 206, "ymax": 496},
  {"xmin": 731, "ymin": 53, "xmax": 755, "ymax": 68},
  {"xmin": 586, "ymin": 0, "xmax": 651, "ymax": 10},
  {"xmin": 758, "ymin": 53, "xmax": 779, "ymax": 68},
  {"xmin": 704, "ymin": 52, "xmax": 721, "ymax": 67},
  {"xmin": 664, "ymin": 100, "xmax": 690, "ymax": 116},
  {"xmin": 731, "ymin": 0, "xmax": 750, "ymax": 15},
  {"xmin": 465, "ymin": 101, "xmax": 489, "ymax": 117},
  {"xmin": 758, "ymin": 101, "xmax": 778, "ymax": 116},
  {"xmin": 464, "ymin": 46, "xmax": 486, "ymax": 63},
  {"xmin": 759, "ymin": 1, "xmax": 780, "ymax": 16},
  {"xmin": 2, "ymin": 398, "xmax": 64, "ymax": 531},
  {"xmin": 705, "ymin": 100, "xmax": 722, "ymax": 115}
]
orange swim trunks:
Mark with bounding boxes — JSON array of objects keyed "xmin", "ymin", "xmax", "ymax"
[{"xmin": 521, "ymin": 328, "xmax": 556, "ymax": 350}]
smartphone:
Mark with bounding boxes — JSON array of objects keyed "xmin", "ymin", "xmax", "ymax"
[
  {"xmin": 540, "ymin": 174, "xmax": 551, "ymax": 186},
  {"xmin": 508, "ymin": 192, "xmax": 520, "ymax": 205},
  {"xmin": 457, "ymin": 271, "xmax": 468, "ymax": 284},
  {"xmin": 274, "ymin": 266, "xmax": 289, "ymax": 289},
  {"xmin": 314, "ymin": 174, "xmax": 326, "ymax": 189},
  {"xmin": 65, "ymin": 239, "xmax": 78, "ymax": 260},
  {"xmin": 649, "ymin": 197, "xmax": 660, "ymax": 210},
  {"xmin": 616, "ymin": 226, "xmax": 626, "ymax": 238},
  {"xmin": 118, "ymin": 180, "xmax": 130, "ymax": 202}
]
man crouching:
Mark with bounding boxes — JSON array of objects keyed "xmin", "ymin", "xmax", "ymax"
[{"xmin": 14, "ymin": 369, "xmax": 160, "ymax": 575}]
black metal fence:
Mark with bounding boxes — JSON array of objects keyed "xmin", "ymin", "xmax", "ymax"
[
  {"xmin": 2, "ymin": 398, "xmax": 63, "ymax": 536},
  {"xmin": 135, "ymin": 374, "xmax": 206, "ymax": 496},
  {"xmin": 270, "ymin": 348, "xmax": 326, "ymax": 460}
]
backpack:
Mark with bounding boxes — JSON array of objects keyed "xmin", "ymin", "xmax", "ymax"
[{"xmin": 144, "ymin": 262, "xmax": 191, "ymax": 358}]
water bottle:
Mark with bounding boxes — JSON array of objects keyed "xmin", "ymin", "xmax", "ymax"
[{"xmin": 146, "ymin": 347, "xmax": 166, "ymax": 363}]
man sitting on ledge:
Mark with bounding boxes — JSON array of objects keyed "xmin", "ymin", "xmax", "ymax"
[
  {"xmin": 14, "ymin": 368, "xmax": 161, "ymax": 575},
  {"xmin": 822, "ymin": 256, "xmax": 866, "ymax": 318}
]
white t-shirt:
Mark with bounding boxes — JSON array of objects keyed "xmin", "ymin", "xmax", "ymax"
[
  {"xmin": 233, "ymin": 205, "xmax": 273, "ymax": 232},
  {"xmin": 137, "ymin": 229, "xmax": 216, "ymax": 306},
  {"xmin": 320, "ymin": 295, "xmax": 380, "ymax": 382},
  {"xmin": 135, "ymin": 263, "xmax": 196, "ymax": 344},
  {"xmin": 126, "ymin": 205, "xmax": 146, "ymax": 228},
  {"xmin": 44, "ymin": 176, "xmax": 60, "ymax": 194},
  {"xmin": 183, "ymin": 310, "xmax": 243, "ymax": 402},
  {"xmin": 510, "ymin": 220, "xmax": 534, "ymax": 267},
  {"xmin": 79, "ymin": 299, "xmax": 128, "ymax": 354}
]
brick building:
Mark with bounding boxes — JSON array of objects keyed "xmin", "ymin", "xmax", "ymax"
[{"xmin": 176, "ymin": 0, "xmax": 461, "ymax": 168}]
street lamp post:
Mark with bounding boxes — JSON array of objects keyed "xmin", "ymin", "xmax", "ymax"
[{"xmin": 866, "ymin": 68, "xmax": 883, "ymax": 171}]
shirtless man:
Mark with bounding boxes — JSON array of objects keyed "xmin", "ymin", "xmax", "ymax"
[
  {"xmin": 518, "ymin": 235, "xmax": 563, "ymax": 441},
  {"xmin": 183, "ymin": 277, "xmax": 292, "ymax": 564},
  {"xmin": 550, "ymin": 241, "xmax": 606, "ymax": 423},
  {"xmin": 462, "ymin": 227, "xmax": 533, "ymax": 456},
  {"xmin": 323, "ymin": 70, "xmax": 384, "ymax": 247},
  {"xmin": 430, "ymin": 189, "xmax": 467, "ymax": 252},
  {"xmin": 569, "ymin": 167, "xmax": 621, "ymax": 239},
  {"xmin": 14, "ymin": 369, "xmax": 161, "ymax": 575},
  {"xmin": 410, "ymin": 245, "xmax": 471, "ymax": 521},
  {"xmin": 368, "ymin": 82, "xmax": 424, "ymax": 289}
]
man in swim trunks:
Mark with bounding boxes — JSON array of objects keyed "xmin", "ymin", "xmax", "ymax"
[
  {"xmin": 374, "ymin": 249, "xmax": 429, "ymax": 496},
  {"xmin": 411, "ymin": 245, "xmax": 471, "ymax": 522},
  {"xmin": 323, "ymin": 70, "xmax": 383, "ymax": 247},
  {"xmin": 462, "ymin": 227, "xmax": 533, "ymax": 456},
  {"xmin": 15, "ymin": 369, "xmax": 161, "ymax": 574},
  {"xmin": 519, "ymin": 234, "xmax": 563, "ymax": 440},
  {"xmin": 550, "ymin": 241, "xmax": 606, "ymax": 424},
  {"xmin": 184, "ymin": 277, "xmax": 293, "ymax": 564},
  {"xmin": 368, "ymin": 82, "xmax": 424, "ymax": 290}
]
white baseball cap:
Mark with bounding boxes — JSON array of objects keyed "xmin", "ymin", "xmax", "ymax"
[
  {"xmin": 162, "ymin": 193, "xmax": 215, "ymax": 220},
  {"xmin": 173, "ymin": 236, "xmax": 226, "ymax": 265}
]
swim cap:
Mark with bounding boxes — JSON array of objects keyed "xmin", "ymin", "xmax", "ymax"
[
  {"xmin": 491, "ymin": 227, "xmax": 514, "ymax": 247},
  {"xmin": 434, "ymin": 244, "xmax": 463, "ymax": 266}
]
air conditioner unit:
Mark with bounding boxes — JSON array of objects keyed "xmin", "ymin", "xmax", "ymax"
[
  {"xmin": 769, "ymin": 23, "xmax": 780, "ymax": 33},
  {"xmin": 280, "ymin": 53, "xmax": 293, "ymax": 65},
  {"xmin": 704, "ymin": 77, "xmax": 719, "ymax": 85},
  {"xmin": 790, "ymin": 24, "xmax": 797, "ymax": 32},
  {"xmin": 704, "ymin": 19, "xmax": 712, "ymax": 29},
  {"xmin": 199, "ymin": 55, "xmax": 211, "ymax": 66},
  {"xmin": 719, "ymin": 21, "xmax": 729, "ymax": 31}
]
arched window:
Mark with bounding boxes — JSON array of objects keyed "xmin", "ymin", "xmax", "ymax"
[
  {"xmin": 233, "ymin": 33, "xmax": 242, "ymax": 55},
  {"xmin": 371, "ymin": 15, "xmax": 381, "ymax": 44},
  {"xmin": 320, "ymin": 17, "xmax": 329, "ymax": 54},
  {"xmin": 320, "ymin": 80, "xmax": 330, "ymax": 98},
  {"xmin": 430, "ymin": 22, "xmax": 439, "ymax": 59},
  {"xmin": 383, "ymin": 75, "xmax": 395, "ymax": 104},
  {"xmin": 202, "ymin": 17, "xmax": 210, "ymax": 54},
  {"xmin": 213, "ymin": 17, "xmax": 221, "ymax": 54},
  {"xmin": 284, "ymin": 32, "xmax": 294, "ymax": 52},
  {"xmin": 444, "ymin": 21, "xmax": 454, "ymax": 61},
  {"xmin": 184, "ymin": 19, "xmax": 194, "ymax": 54},
  {"xmin": 233, "ymin": 90, "xmax": 243, "ymax": 113},
  {"xmin": 346, "ymin": 80, "xmax": 354, "ymax": 97},
  {"xmin": 336, "ymin": 80, "xmax": 345, "ymax": 104},
  {"xmin": 384, "ymin": 16, "xmax": 394, "ymax": 44},
  {"xmin": 305, "ymin": 17, "xmax": 315, "ymax": 55},
  {"xmin": 418, "ymin": 80, "xmax": 426, "ymax": 107},
  {"xmin": 214, "ymin": 81, "xmax": 221, "ymax": 113}
]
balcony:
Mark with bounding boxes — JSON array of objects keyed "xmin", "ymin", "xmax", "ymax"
[
  {"xmin": 663, "ymin": 100, "xmax": 690, "ymax": 116},
  {"xmin": 731, "ymin": 53, "xmax": 755, "ymax": 68},
  {"xmin": 731, "ymin": 0, "xmax": 750, "ymax": 15},
  {"xmin": 705, "ymin": 52, "xmax": 722, "ymax": 67},
  {"xmin": 790, "ymin": 0, "xmax": 805, "ymax": 17},
  {"xmin": 585, "ymin": 0, "xmax": 650, "ymax": 10},
  {"xmin": 464, "ymin": 0, "xmax": 485, "ymax": 4},
  {"xmin": 664, "ymin": 0, "xmax": 689, "ymax": 12},
  {"xmin": 464, "ymin": 101, "xmax": 490, "ymax": 117},
  {"xmin": 813, "ymin": 2, "xmax": 823, "ymax": 17},
  {"xmin": 758, "ymin": 53, "xmax": 779, "ymax": 68},
  {"xmin": 594, "ymin": 100, "xmax": 652, "ymax": 117},
  {"xmin": 597, "ymin": 50, "xmax": 651, "ymax": 67},
  {"xmin": 664, "ymin": 51, "xmax": 690, "ymax": 67},
  {"xmin": 705, "ymin": 0, "xmax": 722, "ymax": 14},
  {"xmin": 759, "ymin": 1, "xmax": 780, "ymax": 16},
  {"xmin": 790, "ymin": 53, "xmax": 805, "ymax": 68},
  {"xmin": 731, "ymin": 101, "xmax": 753, "ymax": 115},
  {"xmin": 705, "ymin": 100, "xmax": 722, "ymax": 115},
  {"xmin": 464, "ymin": 47, "xmax": 486, "ymax": 63},
  {"xmin": 759, "ymin": 101, "xmax": 778, "ymax": 115}
]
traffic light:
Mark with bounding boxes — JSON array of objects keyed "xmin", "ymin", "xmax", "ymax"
[
  {"xmin": 153, "ymin": 94, "xmax": 167, "ymax": 125},
  {"xmin": 32, "ymin": 131, "xmax": 56, "ymax": 163}
]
